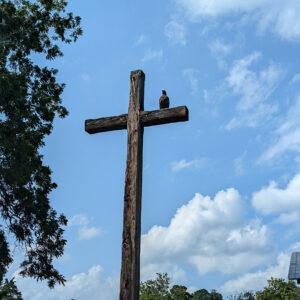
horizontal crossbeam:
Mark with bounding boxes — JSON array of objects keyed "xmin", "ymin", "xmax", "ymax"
[
  {"xmin": 85, "ymin": 114, "xmax": 128, "ymax": 134},
  {"xmin": 85, "ymin": 105, "xmax": 189, "ymax": 134}
]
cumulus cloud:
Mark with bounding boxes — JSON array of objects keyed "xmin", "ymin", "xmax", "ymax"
[
  {"xmin": 174, "ymin": 0, "xmax": 300, "ymax": 42},
  {"xmin": 220, "ymin": 252, "xmax": 289, "ymax": 294},
  {"xmin": 183, "ymin": 68, "xmax": 199, "ymax": 95},
  {"xmin": 276, "ymin": 211, "xmax": 300, "ymax": 225},
  {"xmin": 225, "ymin": 52, "xmax": 281, "ymax": 129},
  {"xmin": 15, "ymin": 265, "xmax": 119, "ymax": 300},
  {"xmin": 252, "ymin": 173, "xmax": 300, "ymax": 217},
  {"xmin": 69, "ymin": 214, "xmax": 102, "ymax": 240},
  {"xmin": 141, "ymin": 262, "xmax": 186, "ymax": 283},
  {"xmin": 171, "ymin": 158, "xmax": 207, "ymax": 172},
  {"xmin": 164, "ymin": 20, "xmax": 186, "ymax": 46},
  {"xmin": 141, "ymin": 49, "xmax": 163, "ymax": 62},
  {"xmin": 259, "ymin": 96, "xmax": 300, "ymax": 162},
  {"xmin": 141, "ymin": 189, "xmax": 273, "ymax": 278}
]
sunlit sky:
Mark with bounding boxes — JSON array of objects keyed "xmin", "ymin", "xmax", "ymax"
[{"xmin": 9, "ymin": 1, "xmax": 300, "ymax": 299}]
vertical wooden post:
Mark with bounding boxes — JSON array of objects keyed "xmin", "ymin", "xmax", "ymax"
[
  {"xmin": 85, "ymin": 69, "xmax": 189, "ymax": 299},
  {"xmin": 119, "ymin": 70, "xmax": 145, "ymax": 300}
]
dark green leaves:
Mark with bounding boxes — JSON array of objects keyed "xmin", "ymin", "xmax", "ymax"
[
  {"xmin": 0, "ymin": 231, "xmax": 12, "ymax": 283},
  {"xmin": 256, "ymin": 278, "xmax": 300, "ymax": 300},
  {"xmin": 0, "ymin": 278, "xmax": 23, "ymax": 300},
  {"xmin": 140, "ymin": 273, "xmax": 172, "ymax": 300},
  {"xmin": 0, "ymin": 0, "xmax": 81, "ymax": 288},
  {"xmin": 139, "ymin": 273, "xmax": 223, "ymax": 300}
]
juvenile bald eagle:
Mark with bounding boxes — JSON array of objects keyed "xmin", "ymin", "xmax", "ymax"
[{"xmin": 159, "ymin": 90, "xmax": 170, "ymax": 109}]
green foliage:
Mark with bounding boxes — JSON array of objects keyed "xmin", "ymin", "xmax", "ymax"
[
  {"xmin": 256, "ymin": 278, "xmax": 300, "ymax": 300},
  {"xmin": 239, "ymin": 291, "xmax": 256, "ymax": 300},
  {"xmin": 191, "ymin": 288, "xmax": 209, "ymax": 300},
  {"xmin": 208, "ymin": 289, "xmax": 223, "ymax": 300},
  {"xmin": 170, "ymin": 285, "xmax": 192, "ymax": 300},
  {"xmin": 192, "ymin": 289, "xmax": 222, "ymax": 300},
  {"xmin": 228, "ymin": 291, "xmax": 256, "ymax": 300},
  {"xmin": 140, "ymin": 273, "xmax": 224, "ymax": 300},
  {"xmin": 140, "ymin": 272, "xmax": 171, "ymax": 300},
  {"xmin": 140, "ymin": 274, "xmax": 300, "ymax": 300},
  {"xmin": 0, "ymin": 278, "xmax": 23, "ymax": 300},
  {"xmin": 0, "ymin": 0, "xmax": 81, "ymax": 288}
]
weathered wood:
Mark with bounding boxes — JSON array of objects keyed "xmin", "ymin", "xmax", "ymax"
[
  {"xmin": 84, "ymin": 69, "xmax": 189, "ymax": 300},
  {"xmin": 119, "ymin": 70, "xmax": 145, "ymax": 300},
  {"xmin": 85, "ymin": 114, "xmax": 127, "ymax": 134},
  {"xmin": 85, "ymin": 106, "xmax": 188, "ymax": 134},
  {"xmin": 141, "ymin": 106, "xmax": 188, "ymax": 127}
]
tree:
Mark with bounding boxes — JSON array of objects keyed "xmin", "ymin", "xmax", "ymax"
[
  {"xmin": 191, "ymin": 289, "xmax": 209, "ymax": 300},
  {"xmin": 256, "ymin": 278, "xmax": 300, "ymax": 300},
  {"xmin": 140, "ymin": 273, "xmax": 171, "ymax": 300},
  {"xmin": 0, "ymin": 0, "xmax": 82, "ymax": 287},
  {"xmin": 208, "ymin": 289, "xmax": 223, "ymax": 300},
  {"xmin": 140, "ymin": 273, "xmax": 225, "ymax": 300},
  {"xmin": 170, "ymin": 285, "xmax": 192, "ymax": 300},
  {"xmin": 191, "ymin": 289, "xmax": 222, "ymax": 300},
  {"xmin": 0, "ymin": 278, "xmax": 23, "ymax": 300},
  {"xmin": 228, "ymin": 291, "xmax": 256, "ymax": 300},
  {"xmin": 238, "ymin": 291, "xmax": 256, "ymax": 300}
]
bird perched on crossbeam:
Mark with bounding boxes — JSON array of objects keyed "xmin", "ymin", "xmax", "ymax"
[{"xmin": 159, "ymin": 90, "xmax": 170, "ymax": 109}]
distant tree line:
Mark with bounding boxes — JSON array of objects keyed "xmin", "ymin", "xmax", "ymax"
[
  {"xmin": 139, "ymin": 273, "xmax": 300, "ymax": 300},
  {"xmin": 1, "ymin": 273, "xmax": 300, "ymax": 299}
]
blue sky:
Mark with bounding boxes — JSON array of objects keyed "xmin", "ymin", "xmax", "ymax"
[{"xmin": 9, "ymin": 0, "xmax": 300, "ymax": 299}]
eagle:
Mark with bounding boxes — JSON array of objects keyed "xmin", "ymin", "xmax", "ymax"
[{"xmin": 159, "ymin": 90, "xmax": 170, "ymax": 109}]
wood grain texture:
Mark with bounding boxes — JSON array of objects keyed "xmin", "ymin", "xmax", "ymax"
[
  {"xmin": 84, "ymin": 70, "xmax": 189, "ymax": 300},
  {"xmin": 85, "ymin": 106, "xmax": 188, "ymax": 134},
  {"xmin": 141, "ymin": 106, "xmax": 188, "ymax": 127},
  {"xmin": 119, "ymin": 70, "xmax": 145, "ymax": 300},
  {"xmin": 85, "ymin": 114, "xmax": 127, "ymax": 134}
]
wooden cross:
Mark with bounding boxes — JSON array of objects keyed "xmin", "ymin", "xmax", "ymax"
[{"xmin": 85, "ymin": 70, "xmax": 189, "ymax": 300}]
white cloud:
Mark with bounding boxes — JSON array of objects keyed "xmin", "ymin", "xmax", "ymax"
[
  {"xmin": 141, "ymin": 262, "xmax": 186, "ymax": 283},
  {"xmin": 209, "ymin": 39, "xmax": 231, "ymax": 69},
  {"xmin": 220, "ymin": 252, "xmax": 289, "ymax": 294},
  {"xmin": 164, "ymin": 20, "xmax": 186, "ymax": 46},
  {"xmin": 134, "ymin": 34, "xmax": 146, "ymax": 46},
  {"xmin": 259, "ymin": 96, "xmax": 300, "ymax": 162},
  {"xmin": 225, "ymin": 52, "xmax": 281, "ymax": 129},
  {"xmin": 78, "ymin": 226, "xmax": 101, "ymax": 240},
  {"xmin": 174, "ymin": 0, "xmax": 300, "ymax": 42},
  {"xmin": 141, "ymin": 189, "xmax": 273, "ymax": 277},
  {"xmin": 276, "ymin": 211, "xmax": 300, "ymax": 225},
  {"xmin": 69, "ymin": 214, "xmax": 102, "ymax": 240},
  {"xmin": 183, "ymin": 68, "xmax": 199, "ymax": 95},
  {"xmin": 273, "ymin": 5, "xmax": 300, "ymax": 41},
  {"xmin": 234, "ymin": 151, "xmax": 247, "ymax": 176},
  {"xmin": 16, "ymin": 265, "xmax": 119, "ymax": 300},
  {"xmin": 221, "ymin": 242, "xmax": 300, "ymax": 293},
  {"xmin": 69, "ymin": 214, "xmax": 89, "ymax": 226},
  {"xmin": 175, "ymin": 0, "xmax": 266, "ymax": 18},
  {"xmin": 171, "ymin": 158, "xmax": 207, "ymax": 172},
  {"xmin": 290, "ymin": 73, "xmax": 300, "ymax": 84},
  {"xmin": 141, "ymin": 49, "xmax": 163, "ymax": 62},
  {"xmin": 209, "ymin": 39, "xmax": 231, "ymax": 56},
  {"xmin": 252, "ymin": 173, "xmax": 300, "ymax": 216}
]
